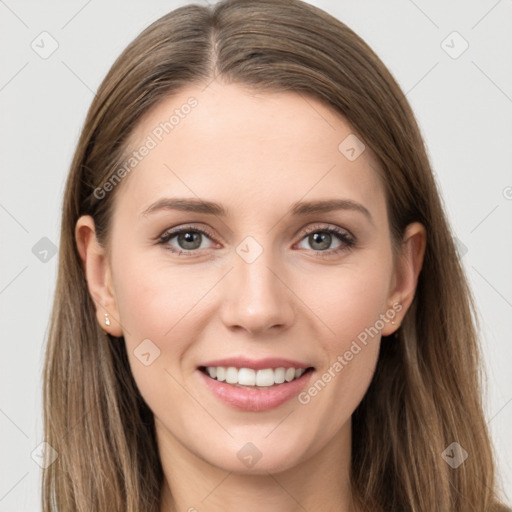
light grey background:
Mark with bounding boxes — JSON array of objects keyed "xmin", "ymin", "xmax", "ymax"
[{"xmin": 1, "ymin": 0, "xmax": 511, "ymax": 510}]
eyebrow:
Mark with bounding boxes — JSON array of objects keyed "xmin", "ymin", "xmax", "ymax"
[{"xmin": 140, "ymin": 197, "xmax": 374, "ymax": 224}]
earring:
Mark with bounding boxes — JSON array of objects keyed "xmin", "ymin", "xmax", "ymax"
[
  {"xmin": 391, "ymin": 320, "xmax": 396, "ymax": 325},
  {"xmin": 104, "ymin": 313, "xmax": 111, "ymax": 326}
]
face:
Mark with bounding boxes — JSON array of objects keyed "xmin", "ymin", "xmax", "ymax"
[{"xmin": 84, "ymin": 80, "xmax": 411, "ymax": 475}]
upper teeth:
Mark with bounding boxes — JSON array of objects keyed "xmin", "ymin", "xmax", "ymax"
[{"xmin": 205, "ymin": 366, "xmax": 306, "ymax": 387}]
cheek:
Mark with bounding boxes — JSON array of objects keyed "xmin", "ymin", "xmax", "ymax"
[
  {"xmin": 112, "ymin": 248, "xmax": 207, "ymax": 338},
  {"xmin": 293, "ymin": 254, "xmax": 391, "ymax": 417},
  {"xmin": 304, "ymin": 257, "xmax": 392, "ymax": 348},
  {"xmin": 111, "ymin": 252, "xmax": 203, "ymax": 411},
  {"xmin": 111, "ymin": 249, "xmax": 226, "ymax": 396}
]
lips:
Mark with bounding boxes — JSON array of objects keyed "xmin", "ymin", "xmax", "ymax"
[{"xmin": 197, "ymin": 357, "xmax": 315, "ymax": 412}]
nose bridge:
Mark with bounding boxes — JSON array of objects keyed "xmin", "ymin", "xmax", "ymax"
[{"xmin": 220, "ymin": 234, "xmax": 295, "ymax": 334}]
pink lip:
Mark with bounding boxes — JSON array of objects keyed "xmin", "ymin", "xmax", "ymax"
[
  {"xmin": 199, "ymin": 357, "xmax": 312, "ymax": 371},
  {"xmin": 198, "ymin": 367, "xmax": 314, "ymax": 412}
]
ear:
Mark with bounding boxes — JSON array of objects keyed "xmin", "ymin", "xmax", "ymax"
[
  {"xmin": 381, "ymin": 221, "xmax": 426, "ymax": 336},
  {"xmin": 75, "ymin": 215, "xmax": 123, "ymax": 337}
]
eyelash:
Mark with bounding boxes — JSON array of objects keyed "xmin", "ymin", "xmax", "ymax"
[
  {"xmin": 158, "ymin": 225, "xmax": 356, "ymax": 258},
  {"xmin": 157, "ymin": 223, "xmax": 356, "ymax": 258}
]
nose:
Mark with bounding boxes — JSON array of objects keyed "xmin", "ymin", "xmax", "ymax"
[{"xmin": 219, "ymin": 245, "xmax": 296, "ymax": 336}]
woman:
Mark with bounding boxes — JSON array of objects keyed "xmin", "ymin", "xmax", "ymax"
[{"xmin": 42, "ymin": 0, "xmax": 511, "ymax": 510}]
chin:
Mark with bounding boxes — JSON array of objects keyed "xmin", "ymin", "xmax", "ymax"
[{"xmin": 196, "ymin": 434, "xmax": 312, "ymax": 475}]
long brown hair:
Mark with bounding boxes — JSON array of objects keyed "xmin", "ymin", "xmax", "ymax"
[{"xmin": 42, "ymin": 0, "xmax": 510, "ymax": 510}]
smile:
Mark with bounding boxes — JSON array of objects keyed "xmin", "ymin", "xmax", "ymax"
[
  {"xmin": 200, "ymin": 366, "xmax": 313, "ymax": 388},
  {"xmin": 197, "ymin": 364, "xmax": 315, "ymax": 412}
]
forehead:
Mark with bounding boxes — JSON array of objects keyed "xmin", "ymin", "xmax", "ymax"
[{"xmin": 115, "ymin": 80, "xmax": 385, "ymax": 219}]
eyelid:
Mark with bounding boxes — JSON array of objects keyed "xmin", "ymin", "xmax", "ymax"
[
  {"xmin": 299, "ymin": 222, "xmax": 354, "ymax": 241},
  {"xmin": 157, "ymin": 222, "xmax": 356, "ymax": 256},
  {"xmin": 158, "ymin": 222, "xmax": 353, "ymax": 242},
  {"xmin": 157, "ymin": 224, "xmax": 219, "ymax": 246}
]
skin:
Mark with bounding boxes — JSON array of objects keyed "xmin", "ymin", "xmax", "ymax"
[{"xmin": 75, "ymin": 80, "xmax": 426, "ymax": 512}]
